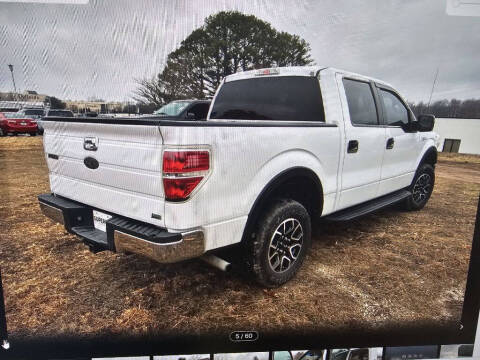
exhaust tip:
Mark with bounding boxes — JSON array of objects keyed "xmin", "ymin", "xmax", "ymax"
[{"xmin": 201, "ymin": 254, "xmax": 232, "ymax": 272}]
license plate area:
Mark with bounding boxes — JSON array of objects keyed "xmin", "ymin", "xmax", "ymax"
[{"xmin": 93, "ymin": 210, "xmax": 112, "ymax": 232}]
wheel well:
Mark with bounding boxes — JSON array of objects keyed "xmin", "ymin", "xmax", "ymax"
[
  {"xmin": 420, "ymin": 147, "xmax": 438, "ymax": 167},
  {"xmin": 241, "ymin": 167, "xmax": 323, "ymax": 243}
]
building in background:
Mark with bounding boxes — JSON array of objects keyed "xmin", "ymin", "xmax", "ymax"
[
  {"xmin": 433, "ymin": 118, "xmax": 480, "ymax": 155},
  {"xmin": 0, "ymin": 90, "xmax": 47, "ymax": 103}
]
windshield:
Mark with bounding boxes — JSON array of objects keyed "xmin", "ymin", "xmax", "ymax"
[
  {"xmin": 154, "ymin": 101, "xmax": 191, "ymax": 116},
  {"xmin": 47, "ymin": 110, "xmax": 73, "ymax": 117}
]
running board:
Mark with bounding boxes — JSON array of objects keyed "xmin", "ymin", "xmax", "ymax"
[{"xmin": 324, "ymin": 189, "xmax": 411, "ymax": 222}]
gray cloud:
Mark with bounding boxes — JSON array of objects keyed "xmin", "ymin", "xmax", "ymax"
[{"xmin": 0, "ymin": 0, "xmax": 479, "ymax": 103}]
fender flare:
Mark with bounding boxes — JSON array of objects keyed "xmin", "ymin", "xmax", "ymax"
[
  {"xmin": 240, "ymin": 166, "xmax": 323, "ymax": 244},
  {"xmin": 417, "ymin": 146, "xmax": 438, "ymax": 170}
]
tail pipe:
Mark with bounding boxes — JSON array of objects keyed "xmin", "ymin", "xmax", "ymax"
[{"xmin": 201, "ymin": 254, "xmax": 232, "ymax": 272}]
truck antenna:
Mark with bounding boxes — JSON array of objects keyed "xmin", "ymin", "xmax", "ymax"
[{"xmin": 427, "ymin": 67, "xmax": 439, "ymax": 112}]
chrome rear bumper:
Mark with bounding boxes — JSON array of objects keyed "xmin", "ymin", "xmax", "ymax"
[
  {"xmin": 114, "ymin": 230, "xmax": 204, "ymax": 263},
  {"xmin": 39, "ymin": 201, "xmax": 65, "ymax": 225},
  {"xmin": 38, "ymin": 193, "xmax": 205, "ymax": 263}
]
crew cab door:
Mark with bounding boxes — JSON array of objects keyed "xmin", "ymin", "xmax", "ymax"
[
  {"xmin": 336, "ymin": 75, "xmax": 386, "ymax": 210},
  {"xmin": 375, "ymin": 84, "xmax": 422, "ymax": 196}
]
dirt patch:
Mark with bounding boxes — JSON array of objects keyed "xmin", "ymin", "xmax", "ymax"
[{"xmin": 0, "ymin": 137, "xmax": 478, "ymax": 339}]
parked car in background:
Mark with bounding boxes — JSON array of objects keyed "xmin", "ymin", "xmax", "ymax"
[
  {"xmin": 153, "ymin": 99, "xmax": 211, "ymax": 120},
  {"xmin": 16, "ymin": 107, "xmax": 44, "ymax": 120},
  {"xmin": 17, "ymin": 107, "xmax": 45, "ymax": 134},
  {"xmin": 41, "ymin": 109, "xmax": 74, "ymax": 135},
  {"xmin": 97, "ymin": 113, "xmax": 115, "ymax": 119},
  {"xmin": 78, "ymin": 111, "xmax": 99, "ymax": 118},
  {"xmin": 0, "ymin": 112, "xmax": 38, "ymax": 136},
  {"xmin": 44, "ymin": 109, "xmax": 74, "ymax": 118}
]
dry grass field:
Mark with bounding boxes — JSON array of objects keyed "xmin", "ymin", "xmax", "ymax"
[{"xmin": 0, "ymin": 136, "xmax": 479, "ymax": 340}]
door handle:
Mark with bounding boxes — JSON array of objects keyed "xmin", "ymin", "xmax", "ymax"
[
  {"xmin": 386, "ymin": 137, "xmax": 395, "ymax": 149},
  {"xmin": 347, "ymin": 140, "xmax": 359, "ymax": 153}
]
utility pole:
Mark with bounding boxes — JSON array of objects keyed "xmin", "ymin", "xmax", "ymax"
[{"xmin": 7, "ymin": 64, "xmax": 17, "ymax": 98}]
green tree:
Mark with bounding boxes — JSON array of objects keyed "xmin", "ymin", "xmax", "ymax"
[
  {"xmin": 135, "ymin": 11, "xmax": 313, "ymax": 105},
  {"xmin": 47, "ymin": 96, "xmax": 66, "ymax": 109}
]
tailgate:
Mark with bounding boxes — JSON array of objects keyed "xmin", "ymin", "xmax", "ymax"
[{"xmin": 42, "ymin": 120, "xmax": 165, "ymax": 227}]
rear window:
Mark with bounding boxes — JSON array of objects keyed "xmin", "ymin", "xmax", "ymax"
[
  {"xmin": 24, "ymin": 109, "xmax": 44, "ymax": 116},
  {"xmin": 210, "ymin": 76, "xmax": 325, "ymax": 121}
]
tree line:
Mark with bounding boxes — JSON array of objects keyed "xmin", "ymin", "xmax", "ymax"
[{"xmin": 409, "ymin": 98, "xmax": 480, "ymax": 119}]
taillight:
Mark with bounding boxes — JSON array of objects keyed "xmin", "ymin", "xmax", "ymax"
[{"xmin": 162, "ymin": 150, "xmax": 210, "ymax": 201}]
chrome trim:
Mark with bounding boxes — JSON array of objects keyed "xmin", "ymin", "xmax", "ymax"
[
  {"xmin": 113, "ymin": 229, "xmax": 205, "ymax": 263},
  {"xmin": 39, "ymin": 201, "xmax": 65, "ymax": 225}
]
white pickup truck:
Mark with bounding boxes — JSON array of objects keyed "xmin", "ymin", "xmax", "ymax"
[{"xmin": 38, "ymin": 66, "xmax": 438, "ymax": 287}]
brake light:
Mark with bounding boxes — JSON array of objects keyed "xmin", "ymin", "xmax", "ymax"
[
  {"xmin": 162, "ymin": 150, "xmax": 210, "ymax": 201},
  {"xmin": 255, "ymin": 68, "xmax": 279, "ymax": 76},
  {"xmin": 163, "ymin": 151, "xmax": 209, "ymax": 173}
]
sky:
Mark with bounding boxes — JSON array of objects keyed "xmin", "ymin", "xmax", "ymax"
[{"xmin": 0, "ymin": 0, "xmax": 479, "ymax": 103}]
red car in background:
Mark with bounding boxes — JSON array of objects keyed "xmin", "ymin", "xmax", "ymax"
[{"xmin": 0, "ymin": 112, "xmax": 38, "ymax": 136}]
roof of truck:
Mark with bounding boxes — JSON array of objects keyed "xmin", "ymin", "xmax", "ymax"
[{"xmin": 224, "ymin": 66, "xmax": 394, "ymax": 88}]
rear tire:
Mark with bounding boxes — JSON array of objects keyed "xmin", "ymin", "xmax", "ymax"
[
  {"xmin": 403, "ymin": 163, "xmax": 435, "ymax": 211},
  {"xmin": 244, "ymin": 199, "xmax": 311, "ymax": 287},
  {"xmin": 0, "ymin": 128, "xmax": 4, "ymax": 137}
]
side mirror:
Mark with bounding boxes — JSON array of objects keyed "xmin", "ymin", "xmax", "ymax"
[
  {"xmin": 186, "ymin": 112, "xmax": 196, "ymax": 120},
  {"xmin": 417, "ymin": 114, "xmax": 435, "ymax": 132}
]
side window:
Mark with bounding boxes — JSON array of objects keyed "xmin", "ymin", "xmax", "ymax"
[
  {"xmin": 195, "ymin": 103, "xmax": 210, "ymax": 119},
  {"xmin": 379, "ymin": 89, "xmax": 409, "ymax": 126},
  {"xmin": 343, "ymin": 78, "xmax": 379, "ymax": 126}
]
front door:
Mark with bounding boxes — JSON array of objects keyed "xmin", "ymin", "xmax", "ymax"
[
  {"xmin": 337, "ymin": 75, "xmax": 386, "ymax": 210},
  {"xmin": 375, "ymin": 85, "xmax": 421, "ymax": 196}
]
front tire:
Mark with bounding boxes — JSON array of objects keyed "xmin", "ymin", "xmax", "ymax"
[
  {"xmin": 0, "ymin": 128, "xmax": 4, "ymax": 137},
  {"xmin": 403, "ymin": 163, "xmax": 435, "ymax": 211},
  {"xmin": 245, "ymin": 199, "xmax": 311, "ymax": 287}
]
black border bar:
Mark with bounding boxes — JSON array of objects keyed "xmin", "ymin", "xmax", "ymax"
[
  {"xmin": 0, "ymin": 268, "xmax": 8, "ymax": 348},
  {"xmin": 460, "ymin": 195, "xmax": 480, "ymax": 336}
]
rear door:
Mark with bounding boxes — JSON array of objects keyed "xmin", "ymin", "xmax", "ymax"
[
  {"xmin": 42, "ymin": 120, "xmax": 165, "ymax": 227},
  {"xmin": 336, "ymin": 75, "xmax": 386, "ymax": 210}
]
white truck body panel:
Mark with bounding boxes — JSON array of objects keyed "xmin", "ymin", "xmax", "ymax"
[
  {"xmin": 43, "ymin": 122, "xmax": 166, "ymax": 227},
  {"xmin": 160, "ymin": 124, "xmax": 341, "ymax": 249}
]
